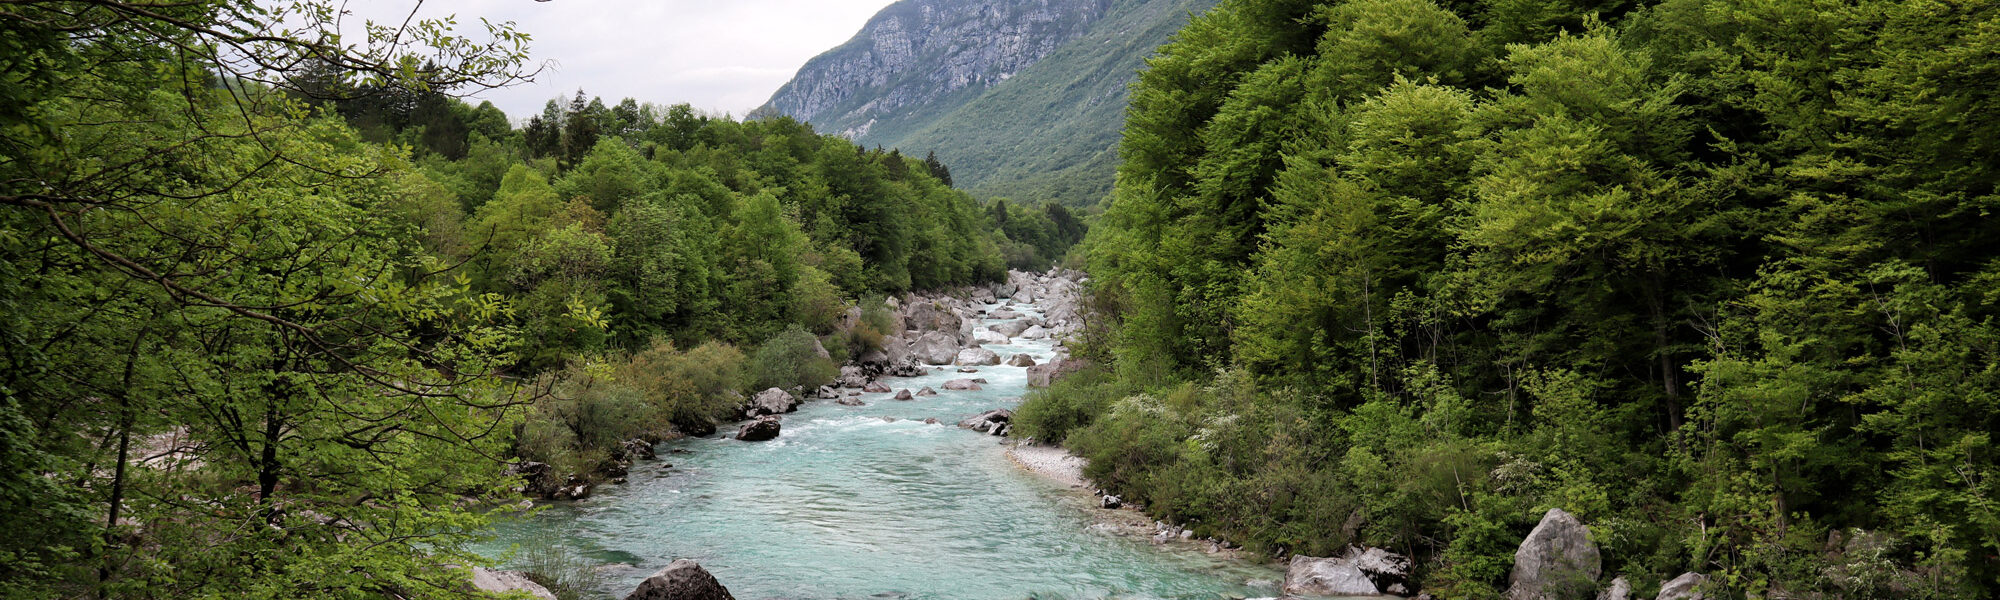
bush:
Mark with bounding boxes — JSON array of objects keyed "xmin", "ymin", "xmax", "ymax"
[
  {"xmin": 1010, "ymin": 365, "xmax": 1122, "ymax": 443},
  {"xmin": 516, "ymin": 361, "xmax": 653, "ymax": 477},
  {"xmin": 618, "ymin": 339, "xmax": 748, "ymax": 436},
  {"xmin": 748, "ymin": 325, "xmax": 838, "ymax": 392}
]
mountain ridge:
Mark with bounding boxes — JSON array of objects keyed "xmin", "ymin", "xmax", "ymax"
[{"xmin": 763, "ymin": 0, "xmax": 1218, "ymax": 205}]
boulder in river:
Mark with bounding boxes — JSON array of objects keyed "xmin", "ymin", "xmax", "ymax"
[
  {"xmin": 836, "ymin": 397, "xmax": 866, "ymax": 407},
  {"xmin": 894, "ymin": 389, "xmax": 914, "ymax": 401},
  {"xmin": 989, "ymin": 308, "xmax": 1021, "ymax": 320},
  {"xmin": 973, "ymin": 329, "xmax": 1011, "ymax": 345},
  {"xmin": 942, "ymin": 379, "xmax": 982, "ymax": 391},
  {"xmin": 958, "ymin": 409, "xmax": 1013, "ymax": 433},
  {"xmin": 910, "ymin": 331, "xmax": 959, "ymax": 365},
  {"xmin": 1283, "ymin": 555, "xmax": 1384, "ymax": 597},
  {"xmin": 990, "ymin": 320, "xmax": 1032, "ymax": 337},
  {"xmin": 470, "ymin": 567, "xmax": 557, "ymax": 600},
  {"xmin": 735, "ymin": 416, "xmax": 781, "ymax": 442},
  {"xmin": 955, "ymin": 348, "xmax": 1002, "ymax": 366},
  {"xmin": 838, "ymin": 366, "xmax": 869, "ymax": 388},
  {"xmin": 1019, "ymin": 325, "xmax": 1049, "ymax": 339},
  {"xmin": 745, "ymin": 388, "xmax": 798, "ymax": 417},
  {"xmin": 1007, "ymin": 354, "xmax": 1037, "ymax": 367},
  {"xmin": 916, "ymin": 387, "xmax": 938, "ymax": 397},
  {"xmin": 1507, "ymin": 508, "xmax": 1602, "ymax": 600},
  {"xmin": 863, "ymin": 381, "xmax": 892, "ymax": 393},
  {"xmin": 625, "ymin": 559, "xmax": 736, "ymax": 600}
]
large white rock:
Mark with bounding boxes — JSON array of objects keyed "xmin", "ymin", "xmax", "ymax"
[
  {"xmin": 973, "ymin": 329, "xmax": 1011, "ymax": 345},
  {"xmin": 1508, "ymin": 508, "xmax": 1602, "ymax": 600},
  {"xmin": 910, "ymin": 331, "xmax": 959, "ymax": 365},
  {"xmin": 1019, "ymin": 325, "xmax": 1050, "ymax": 339},
  {"xmin": 1283, "ymin": 555, "xmax": 1382, "ymax": 597},
  {"xmin": 955, "ymin": 347, "xmax": 1002, "ymax": 366}
]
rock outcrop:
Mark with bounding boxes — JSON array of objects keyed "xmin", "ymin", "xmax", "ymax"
[
  {"xmin": 624, "ymin": 559, "xmax": 735, "ymax": 600},
  {"xmin": 760, "ymin": 0, "xmax": 1114, "ymax": 140},
  {"xmin": 1508, "ymin": 508, "xmax": 1602, "ymax": 600}
]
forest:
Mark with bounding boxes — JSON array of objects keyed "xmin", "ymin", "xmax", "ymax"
[
  {"xmin": 0, "ymin": 2, "xmax": 1084, "ymax": 598},
  {"xmin": 1014, "ymin": 0, "xmax": 2000, "ymax": 597}
]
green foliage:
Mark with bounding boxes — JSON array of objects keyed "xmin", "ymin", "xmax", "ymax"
[
  {"xmin": 1070, "ymin": 0, "xmax": 2000, "ymax": 596},
  {"xmin": 748, "ymin": 325, "xmax": 840, "ymax": 393}
]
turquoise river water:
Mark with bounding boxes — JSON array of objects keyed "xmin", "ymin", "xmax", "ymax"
[{"xmin": 476, "ymin": 301, "xmax": 1286, "ymax": 599}]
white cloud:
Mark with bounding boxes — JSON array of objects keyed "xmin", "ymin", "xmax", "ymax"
[{"xmin": 347, "ymin": 0, "xmax": 896, "ymax": 120}]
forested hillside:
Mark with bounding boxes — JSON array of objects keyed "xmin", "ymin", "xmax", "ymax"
[
  {"xmin": 765, "ymin": 0, "xmax": 1218, "ymax": 206},
  {"xmin": 0, "ymin": 3, "xmax": 1078, "ymax": 597},
  {"xmin": 1018, "ymin": 0, "xmax": 2000, "ymax": 597}
]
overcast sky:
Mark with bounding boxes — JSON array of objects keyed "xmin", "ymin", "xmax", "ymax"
[{"xmin": 356, "ymin": 0, "xmax": 897, "ymax": 121}]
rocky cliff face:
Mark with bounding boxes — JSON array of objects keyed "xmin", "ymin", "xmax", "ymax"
[
  {"xmin": 763, "ymin": 0, "xmax": 1113, "ymax": 140},
  {"xmin": 762, "ymin": 0, "xmax": 1216, "ymax": 206}
]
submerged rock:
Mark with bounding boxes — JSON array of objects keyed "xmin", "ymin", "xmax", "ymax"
[
  {"xmin": 736, "ymin": 416, "xmax": 781, "ymax": 442},
  {"xmin": 836, "ymin": 397, "xmax": 866, "ymax": 407},
  {"xmin": 625, "ymin": 559, "xmax": 736, "ymax": 600},
  {"xmin": 942, "ymin": 379, "xmax": 982, "ymax": 391},
  {"xmin": 1507, "ymin": 508, "xmax": 1602, "ymax": 600}
]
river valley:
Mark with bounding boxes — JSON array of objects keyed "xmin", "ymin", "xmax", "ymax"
[{"xmin": 477, "ymin": 298, "xmax": 1286, "ymax": 599}]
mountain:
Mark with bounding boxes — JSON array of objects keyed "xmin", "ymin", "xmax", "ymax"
[{"xmin": 762, "ymin": 0, "xmax": 1218, "ymax": 205}]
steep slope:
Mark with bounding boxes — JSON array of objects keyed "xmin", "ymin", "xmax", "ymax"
[
  {"xmin": 899, "ymin": 0, "xmax": 1215, "ymax": 204},
  {"xmin": 764, "ymin": 0, "xmax": 1218, "ymax": 206},
  {"xmin": 763, "ymin": 0, "xmax": 1115, "ymax": 141}
]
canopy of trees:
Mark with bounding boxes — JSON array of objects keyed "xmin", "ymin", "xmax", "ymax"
[
  {"xmin": 0, "ymin": 2, "xmax": 1068, "ymax": 598},
  {"xmin": 1021, "ymin": 0, "xmax": 2000, "ymax": 597}
]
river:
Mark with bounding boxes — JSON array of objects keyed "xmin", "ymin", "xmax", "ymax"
[{"xmin": 477, "ymin": 299, "xmax": 1285, "ymax": 599}]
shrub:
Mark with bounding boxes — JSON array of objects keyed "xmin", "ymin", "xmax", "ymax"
[
  {"xmin": 618, "ymin": 339, "xmax": 748, "ymax": 436},
  {"xmin": 1010, "ymin": 365, "xmax": 1121, "ymax": 443},
  {"xmin": 516, "ymin": 361, "xmax": 653, "ymax": 477},
  {"xmin": 748, "ymin": 325, "xmax": 838, "ymax": 392}
]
